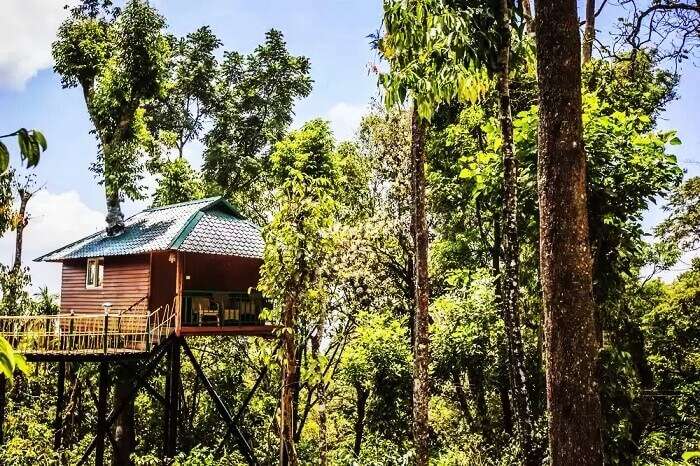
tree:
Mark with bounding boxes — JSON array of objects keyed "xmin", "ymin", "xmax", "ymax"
[
  {"xmin": 582, "ymin": 0, "xmax": 596, "ymax": 64},
  {"xmin": 152, "ymin": 26, "xmax": 221, "ymax": 158},
  {"xmin": 152, "ymin": 157, "xmax": 205, "ymax": 207},
  {"xmin": 494, "ymin": 1, "xmax": 536, "ymax": 461},
  {"xmin": 0, "ymin": 129, "xmax": 45, "ymax": 384},
  {"xmin": 53, "ymin": 0, "xmax": 170, "ymax": 235},
  {"xmin": 339, "ymin": 311, "xmax": 411, "ymax": 458},
  {"xmin": 203, "ymin": 29, "xmax": 312, "ymax": 219},
  {"xmin": 616, "ymin": 0, "xmax": 700, "ymax": 66},
  {"xmin": 12, "ymin": 174, "xmax": 40, "ymax": 272},
  {"xmin": 259, "ymin": 120, "xmax": 341, "ymax": 465},
  {"xmin": 378, "ymin": 3, "xmax": 492, "ymax": 461},
  {"xmin": 656, "ymin": 176, "xmax": 700, "ymax": 252},
  {"xmin": 534, "ymin": 0, "xmax": 603, "ymax": 463}
]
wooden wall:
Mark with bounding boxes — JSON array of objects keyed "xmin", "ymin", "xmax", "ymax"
[
  {"xmin": 183, "ymin": 253, "xmax": 262, "ymax": 292},
  {"xmin": 59, "ymin": 251, "xmax": 262, "ymax": 315},
  {"xmin": 60, "ymin": 255, "xmax": 150, "ymax": 314},
  {"xmin": 149, "ymin": 251, "xmax": 176, "ymax": 312}
]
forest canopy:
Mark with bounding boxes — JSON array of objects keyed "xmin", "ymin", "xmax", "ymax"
[{"xmin": 0, "ymin": 0, "xmax": 698, "ymax": 465}]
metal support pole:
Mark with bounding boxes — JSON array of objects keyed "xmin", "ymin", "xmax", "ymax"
[
  {"xmin": 96, "ymin": 362, "xmax": 109, "ymax": 466},
  {"xmin": 54, "ymin": 361, "xmax": 66, "ymax": 450}
]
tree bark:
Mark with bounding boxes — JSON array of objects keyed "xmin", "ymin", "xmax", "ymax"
[
  {"xmin": 112, "ymin": 365, "xmax": 136, "ymax": 466},
  {"xmin": 311, "ymin": 325, "xmax": 328, "ymax": 466},
  {"xmin": 495, "ymin": 0, "xmax": 536, "ymax": 462},
  {"xmin": 105, "ymin": 187, "xmax": 125, "ymax": 236},
  {"xmin": 491, "ymin": 199, "xmax": 516, "ymax": 438},
  {"xmin": 12, "ymin": 187, "xmax": 33, "ymax": 271},
  {"xmin": 466, "ymin": 363, "xmax": 489, "ymax": 437},
  {"xmin": 521, "ymin": 0, "xmax": 535, "ymax": 33},
  {"xmin": 582, "ymin": 0, "xmax": 596, "ymax": 64},
  {"xmin": 497, "ymin": 365, "xmax": 514, "ymax": 436},
  {"xmin": 353, "ymin": 384, "xmax": 369, "ymax": 457},
  {"xmin": 534, "ymin": 1, "xmax": 604, "ymax": 464},
  {"xmin": 451, "ymin": 370, "xmax": 474, "ymax": 426},
  {"xmin": 280, "ymin": 295, "xmax": 298, "ymax": 466},
  {"xmin": 410, "ymin": 104, "xmax": 430, "ymax": 466}
]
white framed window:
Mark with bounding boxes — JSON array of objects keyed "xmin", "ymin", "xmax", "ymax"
[{"xmin": 86, "ymin": 257, "xmax": 104, "ymax": 288}]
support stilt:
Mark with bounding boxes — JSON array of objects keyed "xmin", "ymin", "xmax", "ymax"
[
  {"xmin": 181, "ymin": 340, "xmax": 256, "ymax": 465},
  {"xmin": 76, "ymin": 337, "xmax": 172, "ymax": 466},
  {"xmin": 96, "ymin": 362, "xmax": 109, "ymax": 466},
  {"xmin": 164, "ymin": 337, "xmax": 180, "ymax": 459},
  {"xmin": 54, "ymin": 361, "xmax": 66, "ymax": 450}
]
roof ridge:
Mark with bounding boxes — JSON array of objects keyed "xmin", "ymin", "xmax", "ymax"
[{"xmin": 146, "ymin": 196, "xmax": 221, "ymax": 212}]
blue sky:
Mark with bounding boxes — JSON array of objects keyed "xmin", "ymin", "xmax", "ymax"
[{"xmin": 0, "ymin": 0, "xmax": 697, "ymax": 290}]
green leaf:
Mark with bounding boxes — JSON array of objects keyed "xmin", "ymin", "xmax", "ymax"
[
  {"xmin": 682, "ymin": 451, "xmax": 700, "ymax": 461},
  {"xmin": 669, "ymin": 136, "xmax": 682, "ymax": 146},
  {"xmin": 13, "ymin": 353, "xmax": 29, "ymax": 375},
  {"xmin": 33, "ymin": 130, "xmax": 47, "ymax": 151},
  {"xmin": 0, "ymin": 142, "xmax": 9, "ymax": 174}
]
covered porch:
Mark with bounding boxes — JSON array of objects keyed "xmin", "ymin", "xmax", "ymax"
[{"xmin": 150, "ymin": 251, "xmax": 275, "ymax": 336}]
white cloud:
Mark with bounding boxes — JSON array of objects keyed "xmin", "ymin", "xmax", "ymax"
[
  {"xmin": 0, "ymin": 0, "xmax": 71, "ymax": 89},
  {"xmin": 326, "ymin": 102, "xmax": 367, "ymax": 142},
  {"xmin": 0, "ymin": 190, "xmax": 104, "ymax": 292}
]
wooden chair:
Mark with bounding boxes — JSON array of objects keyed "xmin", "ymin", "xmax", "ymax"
[{"xmin": 193, "ymin": 296, "xmax": 220, "ymax": 326}]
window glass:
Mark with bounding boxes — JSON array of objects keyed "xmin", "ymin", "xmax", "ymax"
[
  {"xmin": 97, "ymin": 259, "xmax": 104, "ymax": 287},
  {"xmin": 86, "ymin": 258, "xmax": 104, "ymax": 288}
]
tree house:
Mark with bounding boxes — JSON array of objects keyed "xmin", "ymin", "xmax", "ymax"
[
  {"xmin": 31, "ymin": 196, "xmax": 274, "ymax": 352},
  {"xmin": 0, "ymin": 197, "xmax": 271, "ymax": 464}
]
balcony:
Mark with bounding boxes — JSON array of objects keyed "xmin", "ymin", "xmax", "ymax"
[{"xmin": 179, "ymin": 290, "xmax": 275, "ymax": 337}]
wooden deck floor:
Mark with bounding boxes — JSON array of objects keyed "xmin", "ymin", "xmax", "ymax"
[{"xmin": 178, "ymin": 324, "xmax": 277, "ymax": 337}]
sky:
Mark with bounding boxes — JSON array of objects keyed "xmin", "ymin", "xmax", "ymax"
[{"xmin": 0, "ymin": 0, "xmax": 697, "ymax": 292}]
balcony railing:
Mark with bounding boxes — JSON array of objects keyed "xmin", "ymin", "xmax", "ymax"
[
  {"xmin": 0, "ymin": 297, "xmax": 176, "ymax": 357},
  {"xmin": 182, "ymin": 290, "xmax": 267, "ymax": 327}
]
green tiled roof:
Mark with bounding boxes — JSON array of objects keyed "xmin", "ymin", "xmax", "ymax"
[{"xmin": 35, "ymin": 197, "xmax": 264, "ymax": 262}]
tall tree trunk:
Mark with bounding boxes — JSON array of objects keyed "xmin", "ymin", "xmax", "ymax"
[
  {"xmin": 105, "ymin": 187, "xmax": 125, "ymax": 236},
  {"xmin": 521, "ymin": 0, "xmax": 535, "ymax": 33},
  {"xmin": 451, "ymin": 370, "xmax": 474, "ymax": 427},
  {"xmin": 353, "ymin": 385, "xmax": 369, "ymax": 457},
  {"xmin": 582, "ymin": 0, "xmax": 596, "ymax": 64},
  {"xmin": 311, "ymin": 325, "xmax": 328, "ymax": 466},
  {"xmin": 280, "ymin": 295, "xmax": 298, "ymax": 466},
  {"xmin": 112, "ymin": 365, "xmax": 136, "ymax": 466},
  {"xmin": 534, "ymin": 1, "xmax": 604, "ymax": 464},
  {"xmin": 492, "ymin": 202, "xmax": 516, "ymax": 438},
  {"xmin": 466, "ymin": 363, "xmax": 490, "ymax": 438},
  {"xmin": 12, "ymin": 188, "xmax": 33, "ymax": 271},
  {"xmin": 497, "ymin": 364, "xmax": 515, "ymax": 436},
  {"xmin": 495, "ymin": 0, "xmax": 536, "ymax": 462},
  {"xmin": 410, "ymin": 104, "xmax": 430, "ymax": 466}
]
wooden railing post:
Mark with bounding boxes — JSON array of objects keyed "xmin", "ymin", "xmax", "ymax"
[
  {"xmin": 146, "ymin": 313, "xmax": 152, "ymax": 352},
  {"xmin": 69, "ymin": 311, "xmax": 75, "ymax": 351},
  {"xmin": 45, "ymin": 316, "xmax": 51, "ymax": 351},
  {"xmin": 103, "ymin": 311, "xmax": 109, "ymax": 354}
]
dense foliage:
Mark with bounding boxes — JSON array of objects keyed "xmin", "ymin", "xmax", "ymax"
[{"xmin": 0, "ymin": 0, "xmax": 698, "ymax": 465}]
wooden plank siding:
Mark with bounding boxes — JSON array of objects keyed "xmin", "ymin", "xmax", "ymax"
[
  {"xmin": 183, "ymin": 253, "xmax": 262, "ymax": 292},
  {"xmin": 60, "ymin": 255, "xmax": 151, "ymax": 314},
  {"xmin": 149, "ymin": 251, "xmax": 177, "ymax": 312}
]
